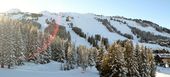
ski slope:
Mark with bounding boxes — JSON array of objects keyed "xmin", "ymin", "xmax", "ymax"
[
  {"xmin": 5, "ymin": 10, "xmax": 170, "ymax": 50},
  {"xmin": 0, "ymin": 61, "xmax": 169, "ymax": 77},
  {"xmin": 0, "ymin": 61, "xmax": 99, "ymax": 77}
]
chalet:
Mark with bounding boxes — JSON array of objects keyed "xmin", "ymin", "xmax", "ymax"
[{"xmin": 155, "ymin": 54, "xmax": 170, "ymax": 68}]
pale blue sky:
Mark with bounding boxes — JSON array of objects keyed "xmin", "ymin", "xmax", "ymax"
[{"xmin": 0, "ymin": 0, "xmax": 169, "ymax": 29}]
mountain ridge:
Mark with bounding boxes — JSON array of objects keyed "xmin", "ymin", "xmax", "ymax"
[{"xmin": 1, "ymin": 9, "xmax": 170, "ymax": 51}]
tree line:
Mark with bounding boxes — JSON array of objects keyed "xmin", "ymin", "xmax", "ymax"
[
  {"xmin": 96, "ymin": 40, "xmax": 156, "ymax": 77},
  {"xmin": 0, "ymin": 16, "xmax": 50, "ymax": 68}
]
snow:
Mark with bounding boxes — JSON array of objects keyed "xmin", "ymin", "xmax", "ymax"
[
  {"xmin": 9, "ymin": 14, "xmax": 23, "ymax": 20},
  {"xmin": 115, "ymin": 18, "xmax": 170, "ymax": 38},
  {"xmin": 37, "ymin": 16, "xmax": 48, "ymax": 31},
  {"xmin": 35, "ymin": 12, "xmax": 91, "ymax": 47},
  {"xmin": 6, "ymin": 9, "xmax": 21, "ymax": 14},
  {"xmin": 40, "ymin": 11, "xmax": 52, "ymax": 15},
  {"xmin": 0, "ymin": 61, "xmax": 99, "ymax": 77},
  {"xmin": 110, "ymin": 19, "xmax": 139, "ymax": 43},
  {"xmin": 2, "ymin": 11, "xmax": 170, "ymax": 50},
  {"xmin": 0, "ymin": 61, "xmax": 169, "ymax": 77},
  {"xmin": 67, "ymin": 28, "xmax": 91, "ymax": 47},
  {"xmin": 156, "ymin": 66, "xmax": 170, "ymax": 77},
  {"xmin": 37, "ymin": 12, "xmax": 127, "ymax": 46},
  {"xmin": 157, "ymin": 66, "xmax": 170, "ymax": 75},
  {"xmin": 1, "ymin": 9, "xmax": 170, "ymax": 77},
  {"xmin": 37, "ymin": 11, "xmax": 55, "ymax": 30},
  {"xmin": 156, "ymin": 72, "xmax": 170, "ymax": 77},
  {"xmin": 62, "ymin": 13, "xmax": 126, "ymax": 44},
  {"xmin": 139, "ymin": 43, "xmax": 170, "ymax": 51},
  {"xmin": 110, "ymin": 20, "xmax": 133, "ymax": 35},
  {"xmin": 37, "ymin": 11, "xmax": 61, "ymax": 31}
]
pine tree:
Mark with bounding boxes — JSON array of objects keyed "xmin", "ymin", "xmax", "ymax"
[
  {"xmin": 139, "ymin": 46, "xmax": 148, "ymax": 77},
  {"xmin": 64, "ymin": 42, "xmax": 76, "ymax": 70},
  {"xmin": 77, "ymin": 45, "xmax": 89, "ymax": 72},
  {"xmin": 88, "ymin": 47, "xmax": 97, "ymax": 68},
  {"xmin": 51, "ymin": 36, "xmax": 66, "ymax": 62},
  {"xmin": 0, "ymin": 22, "xmax": 5, "ymax": 68},
  {"xmin": 147, "ymin": 48, "xmax": 156, "ymax": 77},
  {"xmin": 13, "ymin": 25, "xmax": 25, "ymax": 65},
  {"xmin": 95, "ymin": 43, "xmax": 106, "ymax": 73},
  {"xmin": 123, "ymin": 40, "xmax": 139, "ymax": 77},
  {"xmin": 134, "ymin": 44, "xmax": 142, "ymax": 77},
  {"xmin": 110, "ymin": 43, "xmax": 126, "ymax": 77}
]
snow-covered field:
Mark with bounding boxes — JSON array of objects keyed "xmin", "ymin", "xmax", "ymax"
[
  {"xmin": 0, "ymin": 61, "xmax": 169, "ymax": 77},
  {"xmin": 157, "ymin": 72, "xmax": 170, "ymax": 77},
  {"xmin": 156, "ymin": 66, "xmax": 170, "ymax": 77},
  {"xmin": 0, "ymin": 61, "xmax": 99, "ymax": 77}
]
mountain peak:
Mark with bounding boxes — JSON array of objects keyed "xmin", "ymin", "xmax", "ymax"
[{"xmin": 6, "ymin": 8, "xmax": 21, "ymax": 14}]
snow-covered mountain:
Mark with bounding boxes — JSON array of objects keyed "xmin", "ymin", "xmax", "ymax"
[
  {"xmin": 3, "ymin": 9, "xmax": 170, "ymax": 51},
  {"xmin": 6, "ymin": 9, "xmax": 21, "ymax": 14},
  {"xmin": 1, "ymin": 9, "xmax": 170, "ymax": 77}
]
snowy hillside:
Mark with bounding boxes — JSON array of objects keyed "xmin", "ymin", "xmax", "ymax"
[
  {"xmin": 4, "ymin": 10, "xmax": 170, "ymax": 50},
  {"xmin": 0, "ymin": 9, "xmax": 170, "ymax": 77}
]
